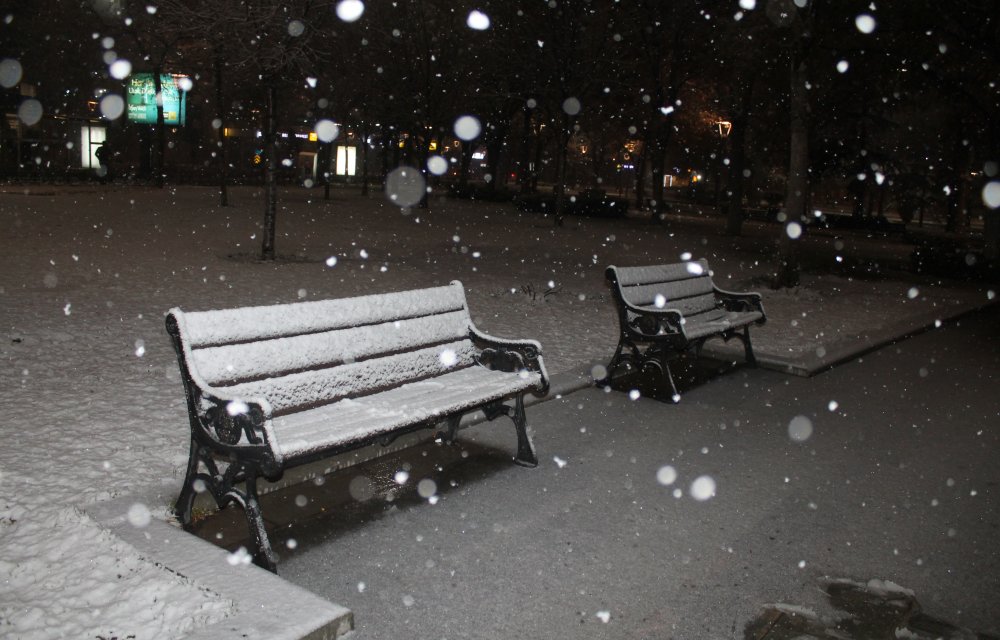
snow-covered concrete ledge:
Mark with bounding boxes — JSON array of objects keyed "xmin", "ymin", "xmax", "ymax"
[
  {"xmin": 704, "ymin": 296, "xmax": 1000, "ymax": 377},
  {"xmin": 81, "ymin": 371, "xmax": 591, "ymax": 640},
  {"xmin": 85, "ymin": 497, "xmax": 353, "ymax": 640}
]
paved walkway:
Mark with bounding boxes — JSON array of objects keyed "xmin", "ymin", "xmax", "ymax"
[{"xmin": 188, "ymin": 305, "xmax": 1000, "ymax": 639}]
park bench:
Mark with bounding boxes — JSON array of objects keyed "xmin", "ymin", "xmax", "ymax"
[
  {"xmin": 165, "ymin": 281, "xmax": 549, "ymax": 572},
  {"xmin": 603, "ymin": 260, "xmax": 766, "ymax": 400}
]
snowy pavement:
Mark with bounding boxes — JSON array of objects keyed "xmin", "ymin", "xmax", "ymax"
[
  {"xmin": 275, "ymin": 305, "xmax": 1000, "ymax": 639},
  {"xmin": 0, "ymin": 184, "xmax": 996, "ymax": 638}
]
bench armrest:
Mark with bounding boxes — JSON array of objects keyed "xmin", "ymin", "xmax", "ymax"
[
  {"xmin": 713, "ymin": 286, "xmax": 766, "ymax": 317},
  {"xmin": 468, "ymin": 327, "xmax": 550, "ymax": 395},
  {"xmin": 190, "ymin": 388, "xmax": 283, "ymax": 474},
  {"xmin": 621, "ymin": 302, "xmax": 686, "ymax": 338}
]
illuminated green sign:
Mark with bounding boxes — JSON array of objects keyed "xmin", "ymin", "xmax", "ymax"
[{"xmin": 126, "ymin": 73, "xmax": 188, "ymax": 125}]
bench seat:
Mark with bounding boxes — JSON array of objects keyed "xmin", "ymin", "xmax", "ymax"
[
  {"xmin": 671, "ymin": 309, "xmax": 764, "ymax": 341},
  {"xmin": 273, "ymin": 365, "xmax": 543, "ymax": 460}
]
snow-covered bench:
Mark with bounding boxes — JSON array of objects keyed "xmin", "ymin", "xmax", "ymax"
[
  {"xmin": 603, "ymin": 261, "xmax": 766, "ymax": 400},
  {"xmin": 165, "ymin": 282, "xmax": 549, "ymax": 572}
]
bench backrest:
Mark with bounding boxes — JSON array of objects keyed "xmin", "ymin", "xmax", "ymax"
[
  {"xmin": 167, "ymin": 282, "xmax": 477, "ymax": 416},
  {"xmin": 608, "ymin": 260, "xmax": 719, "ymax": 316}
]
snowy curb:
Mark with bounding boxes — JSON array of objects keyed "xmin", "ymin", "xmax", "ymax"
[
  {"xmin": 85, "ymin": 497, "xmax": 353, "ymax": 640},
  {"xmin": 533, "ymin": 365, "xmax": 599, "ymax": 403}
]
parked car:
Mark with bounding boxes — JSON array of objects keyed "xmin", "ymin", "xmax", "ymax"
[{"xmin": 571, "ymin": 189, "xmax": 629, "ymax": 217}]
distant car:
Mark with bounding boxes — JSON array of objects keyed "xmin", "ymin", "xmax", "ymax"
[{"xmin": 514, "ymin": 189, "xmax": 629, "ymax": 217}]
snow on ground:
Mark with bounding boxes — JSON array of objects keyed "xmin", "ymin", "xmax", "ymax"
[{"xmin": 0, "ymin": 184, "xmax": 992, "ymax": 638}]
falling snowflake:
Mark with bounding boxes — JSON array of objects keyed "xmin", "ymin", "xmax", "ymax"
[
  {"xmin": 466, "ymin": 10, "xmax": 490, "ymax": 30},
  {"xmin": 690, "ymin": 475, "xmax": 716, "ymax": 501},
  {"xmin": 336, "ymin": 0, "xmax": 364, "ymax": 22}
]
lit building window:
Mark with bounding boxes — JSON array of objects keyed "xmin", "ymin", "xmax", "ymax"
[
  {"xmin": 80, "ymin": 125, "xmax": 106, "ymax": 168},
  {"xmin": 336, "ymin": 145, "xmax": 357, "ymax": 176}
]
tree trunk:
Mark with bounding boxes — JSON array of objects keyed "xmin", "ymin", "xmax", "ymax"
[
  {"xmin": 634, "ymin": 141, "xmax": 648, "ymax": 210},
  {"xmin": 213, "ymin": 55, "xmax": 229, "ymax": 207},
  {"xmin": 518, "ymin": 105, "xmax": 534, "ymax": 194},
  {"xmin": 531, "ymin": 132, "xmax": 543, "ymax": 192},
  {"xmin": 777, "ymin": 56, "xmax": 809, "ymax": 288},
  {"xmin": 318, "ymin": 141, "xmax": 332, "ymax": 200},
  {"xmin": 553, "ymin": 142, "xmax": 566, "ymax": 227},
  {"xmin": 553, "ymin": 113, "xmax": 572, "ymax": 228},
  {"xmin": 485, "ymin": 125, "xmax": 507, "ymax": 192},
  {"xmin": 360, "ymin": 126, "xmax": 370, "ymax": 197},
  {"xmin": 459, "ymin": 140, "xmax": 473, "ymax": 189},
  {"xmin": 153, "ymin": 68, "xmax": 166, "ymax": 188},
  {"xmin": 261, "ymin": 84, "xmax": 278, "ymax": 261},
  {"xmin": 649, "ymin": 141, "xmax": 666, "ymax": 221},
  {"xmin": 724, "ymin": 116, "xmax": 749, "ymax": 235},
  {"xmin": 945, "ymin": 121, "xmax": 970, "ymax": 231}
]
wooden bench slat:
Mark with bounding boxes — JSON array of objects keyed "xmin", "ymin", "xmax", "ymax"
[
  {"xmin": 621, "ymin": 276, "xmax": 715, "ymax": 308},
  {"xmin": 683, "ymin": 310, "xmax": 765, "ymax": 340},
  {"xmin": 217, "ymin": 339, "xmax": 479, "ymax": 415},
  {"xmin": 683, "ymin": 307, "xmax": 730, "ymax": 323},
  {"xmin": 178, "ymin": 283, "xmax": 468, "ymax": 348},
  {"xmin": 612, "ymin": 260, "xmax": 709, "ymax": 287},
  {"xmin": 652, "ymin": 292, "xmax": 719, "ymax": 316},
  {"xmin": 273, "ymin": 366, "xmax": 542, "ymax": 460},
  {"xmin": 191, "ymin": 310, "xmax": 471, "ymax": 385}
]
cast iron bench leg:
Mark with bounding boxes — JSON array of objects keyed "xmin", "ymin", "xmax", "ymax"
[
  {"xmin": 443, "ymin": 414, "xmax": 461, "ymax": 444},
  {"xmin": 483, "ymin": 398, "xmax": 538, "ymax": 467},
  {"xmin": 174, "ymin": 439, "xmax": 201, "ymax": 527},
  {"xmin": 511, "ymin": 395, "xmax": 538, "ymax": 467},
  {"xmin": 661, "ymin": 359, "xmax": 680, "ymax": 403},
  {"xmin": 743, "ymin": 326, "xmax": 758, "ymax": 366},
  {"xmin": 603, "ymin": 342, "xmax": 626, "ymax": 384},
  {"xmin": 241, "ymin": 470, "xmax": 278, "ymax": 572}
]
